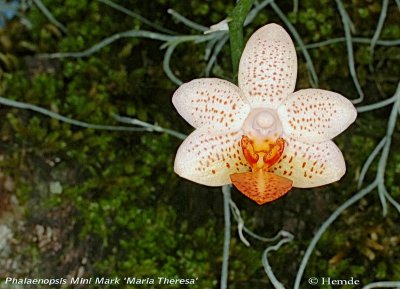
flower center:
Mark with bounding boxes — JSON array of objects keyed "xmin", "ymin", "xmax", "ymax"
[
  {"xmin": 240, "ymin": 108, "xmax": 285, "ymax": 171},
  {"xmin": 231, "ymin": 111, "xmax": 290, "ymax": 205},
  {"xmin": 242, "ymin": 108, "xmax": 282, "ymax": 143},
  {"xmin": 240, "ymin": 135, "xmax": 285, "ymax": 171}
]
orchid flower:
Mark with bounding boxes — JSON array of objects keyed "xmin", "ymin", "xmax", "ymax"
[{"xmin": 172, "ymin": 24, "xmax": 357, "ymax": 205}]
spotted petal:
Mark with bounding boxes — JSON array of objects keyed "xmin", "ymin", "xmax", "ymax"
[
  {"xmin": 172, "ymin": 78, "xmax": 250, "ymax": 131},
  {"xmin": 238, "ymin": 23, "xmax": 297, "ymax": 109},
  {"xmin": 278, "ymin": 89, "xmax": 357, "ymax": 144},
  {"xmin": 270, "ymin": 138, "xmax": 345, "ymax": 188},
  {"xmin": 174, "ymin": 128, "xmax": 250, "ymax": 186}
]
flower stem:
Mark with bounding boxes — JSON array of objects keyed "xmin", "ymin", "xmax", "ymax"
[
  {"xmin": 220, "ymin": 185, "xmax": 232, "ymax": 289},
  {"xmin": 228, "ymin": 0, "xmax": 256, "ymax": 80}
]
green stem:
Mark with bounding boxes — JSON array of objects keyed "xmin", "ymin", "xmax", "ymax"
[
  {"xmin": 228, "ymin": 0, "xmax": 256, "ymax": 80},
  {"xmin": 220, "ymin": 185, "xmax": 232, "ymax": 289}
]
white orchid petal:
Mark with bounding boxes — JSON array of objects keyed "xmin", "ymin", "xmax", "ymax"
[
  {"xmin": 270, "ymin": 138, "xmax": 345, "ymax": 188},
  {"xmin": 172, "ymin": 78, "xmax": 250, "ymax": 131},
  {"xmin": 174, "ymin": 128, "xmax": 250, "ymax": 186},
  {"xmin": 238, "ymin": 23, "xmax": 297, "ymax": 109},
  {"xmin": 277, "ymin": 89, "xmax": 357, "ymax": 143}
]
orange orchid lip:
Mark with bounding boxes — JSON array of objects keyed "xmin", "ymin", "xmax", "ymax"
[
  {"xmin": 230, "ymin": 171, "xmax": 292, "ymax": 205},
  {"xmin": 230, "ymin": 135, "xmax": 293, "ymax": 205}
]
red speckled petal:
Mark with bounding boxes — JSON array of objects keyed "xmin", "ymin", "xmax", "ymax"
[
  {"xmin": 270, "ymin": 138, "xmax": 346, "ymax": 188},
  {"xmin": 172, "ymin": 78, "xmax": 250, "ymax": 131},
  {"xmin": 231, "ymin": 170, "xmax": 293, "ymax": 205},
  {"xmin": 277, "ymin": 89, "xmax": 357, "ymax": 144},
  {"xmin": 174, "ymin": 128, "xmax": 250, "ymax": 186},
  {"xmin": 238, "ymin": 23, "xmax": 297, "ymax": 109}
]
